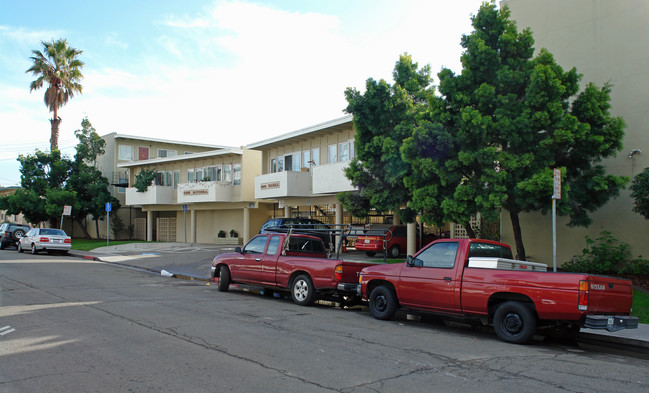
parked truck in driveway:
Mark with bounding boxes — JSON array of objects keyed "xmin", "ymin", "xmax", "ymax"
[
  {"xmin": 359, "ymin": 238, "xmax": 638, "ymax": 344},
  {"xmin": 212, "ymin": 232, "xmax": 374, "ymax": 306}
]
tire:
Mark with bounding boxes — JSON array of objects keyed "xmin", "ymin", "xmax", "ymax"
[
  {"xmin": 545, "ymin": 322, "xmax": 580, "ymax": 340},
  {"xmin": 31, "ymin": 244, "xmax": 38, "ymax": 255},
  {"xmin": 365, "ymin": 251, "xmax": 376, "ymax": 257},
  {"xmin": 493, "ymin": 301, "xmax": 537, "ymax": 344},
  {"xmin": 290, "ymin": 274, "xmax": 316, "ymax": 306},
  {"xmin": 17, "ymin": 243, "xmax": 23, "ymax": 253},
  {"xmin": 13, "ymin": 229, "xmax": 25, "ymax": 240},
  {"xmin": 389, "ymin": 245, "xmax": 400, "ymax": 258},
  {"xmin": 0, "ymin": 241, "xmax": 5, "ymax": 250},
  {"xmin": 369, "ymin": 285, "xmax": 398, "ymax": 320},
  {"xmin": 217, "ymin": 265, "xmax": 231, "ymax": 292}
]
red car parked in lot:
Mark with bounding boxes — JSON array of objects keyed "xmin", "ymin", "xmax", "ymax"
[{"xmin": 355, "ymin": 225, "xmax": 436, "ymax": 258}]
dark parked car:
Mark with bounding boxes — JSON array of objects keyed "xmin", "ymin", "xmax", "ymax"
[
  {"xmin": 0, "ymin": 223, "xmax": 31, "ymax": 250},
  {"xmin": 259, "ymin": 217, "xmax": 334, "ymax": 249}
]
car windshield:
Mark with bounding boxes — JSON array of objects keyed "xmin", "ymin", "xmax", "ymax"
[{"xmin": 40, "ymin": 229, "xmax": 66, "ymax": 236}]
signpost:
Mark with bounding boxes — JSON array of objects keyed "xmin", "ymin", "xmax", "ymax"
[
  {"xmin": 552, "ymin": 169, "xmax": 561, "ymax": 272},
  {"xmin": 106, "ymin": 202, "xmax": 112, "ymax": 246}
]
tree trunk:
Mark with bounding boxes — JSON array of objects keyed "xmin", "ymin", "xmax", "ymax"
[
  {"xmin": 95, "ymin": 218, "xmax": 100, "ymax": 240},
  {"xmin": 75, "ymin": 217, "xmax": 92, "ymax": 239},
  {"xmin": 464, "ymin": 223, "xmax": 476, "ymax": 239},
  {"xmin": 50, "ymin": 116, "xmax": 62, "ymax": 151},
  {"xmin": 509, "ymin": 210, "xmax": 526, "ymax": 260}
]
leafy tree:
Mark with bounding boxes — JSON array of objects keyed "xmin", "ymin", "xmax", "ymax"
[
  {"xmin": 339, "ymin": 54, "xmax": 434, "ymax": 222},
  {"xmin": 631, "ymin": 167, "xmax": 649, "ymax": 220},
  {"xmin": 67, "ymin": 118, "xmax": 119, "ymax": 238},
  {"xmin": 402, "ymin": 2, "xmax": 627, "ymax": 260},
  {"xmin": 26, "ymin": 38, "xmax": 84, "ymax": 151}
]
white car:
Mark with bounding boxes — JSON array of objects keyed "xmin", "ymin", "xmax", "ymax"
[{"xmin": 18, "ymin": 228, "xmax": 72, "ymax": 255}]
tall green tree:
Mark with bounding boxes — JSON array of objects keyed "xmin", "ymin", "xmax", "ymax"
[
  {"xmin": 402, "ymin": 2, "xmax": 627, "ymax": 260},
  {"xmin": 26, "ymin": 38, "xmax": 84, "ymax": 151},
  {"xmin": 67, "ymin": 117, "xmax": 119, "ymax": 238},
  {"xmin": 339, "ymin": 54, "xmax": 434, "ymax": 222}
]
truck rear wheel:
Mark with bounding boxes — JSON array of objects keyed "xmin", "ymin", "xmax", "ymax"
[
  {"xmin": 493, "ymin": 301, "xmax": 537, "ymax": 344},
  {"xmin": 291, "ymin": 274, "xmax": 316, "ymax": 306},
  {"xmin": 218, "ymin": 265, "xmax": 231, "ymax": 292},
  {"xmin": 369, "ymin": 285, "xmax": 398, "ymax": 320}
]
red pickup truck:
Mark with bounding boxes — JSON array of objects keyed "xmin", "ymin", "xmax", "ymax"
[
  {"xmin": 212, "ymin": 232, "xmax": 374, "ymax": 306},
  {"xmin": 359, "ymin": 238, "xmax": 638, "ymax": 344}
]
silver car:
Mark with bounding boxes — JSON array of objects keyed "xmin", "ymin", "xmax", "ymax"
[{"xmin": 18, "ymin": 228, "xmax": 72, "ymax": 255}]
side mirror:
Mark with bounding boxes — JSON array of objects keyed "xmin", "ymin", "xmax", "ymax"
[
  {"xmin": 235, "ymin": 247, "xmax": 242, "ymax": 253},
  {"xmin": 406, "ymin": 255, "xmax": 414, "ymax": 267}
]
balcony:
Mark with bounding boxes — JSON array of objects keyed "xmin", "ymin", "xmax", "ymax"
[
  {"xmin": 177, "ymin": 181, "xmax": 233, "ymax": 203},
  {"xmin": 312, "ymin": 161, "xmax": 355, "ymax": 194},
  {"xmin": 125, "ymin": 185, "xmax": 175, "ymax": 205},
  {"xmin": 254, "ymin": 171, "xmax": 312, "ymax": 199}
]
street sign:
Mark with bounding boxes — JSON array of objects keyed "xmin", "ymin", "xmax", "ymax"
[
  {"xmin": 552, "ymin": 168, "xmax": 561, "ymax": 199},
  {"xmin": 62, "ymin": 205, "xmax": 72, "ymax": 216},
  {"xmin": 106, "ymin": 202, "xmax": 112, "ymax": 212},
  {"xmin": 183, "ymin": 204, "xmax": 187, "ymax": 213}
]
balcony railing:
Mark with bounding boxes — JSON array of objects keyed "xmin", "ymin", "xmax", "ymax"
[
  {"xmin": 125, "ymin": 185, "xmax": 175, "ymax": 205},
  {"xmin": 312, "ymin": 161, "xmax": 355, "ymax": 194},
  {"xmin": 177, "ymin": 181, "xmax": 233, "ymax": 203},
  {"xmin": 254, "ymin": 171, "xmax": 312, "ymax": 199}
]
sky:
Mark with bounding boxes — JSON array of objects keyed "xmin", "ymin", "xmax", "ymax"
[{"xmin": 0, "ymin": 0, "xmax": 489, "ymax": 186}]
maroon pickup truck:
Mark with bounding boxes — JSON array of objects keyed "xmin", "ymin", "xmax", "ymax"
[
  {"xmin": 212, "ymin": 232, "xmax": 374, "ymax": 306},
  {"xmin": 359, "ymin": 238, "xmax": 638, "ymax": 344}
]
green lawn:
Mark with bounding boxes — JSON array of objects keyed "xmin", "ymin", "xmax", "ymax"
[
  {"xmin": 633, "ymin": 289, "xmax": 649, "ymax": 324},
  {"xmin": 71, "ymin": 238, "xmax": 149, "ymax": 252}
]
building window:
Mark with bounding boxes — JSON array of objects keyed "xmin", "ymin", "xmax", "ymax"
[
  {"xmin": 277, "ymin": 156, "xmax": 284, "ymax": 172},
  {"xmin": 233, "ymin": 164, "xmax": 241, "ymax": 185},
  {"xmin": 173, "ymin": 170, "xmax": 180, "ymax": 189},
  {"xmin": 195, "ymin": 168, "xmax": 204, "ymax": 181},
  {"xmin": 311, "ymin": 148, "xmax": 319, "ymax": 166},
  {"xmin": 155, "ymin": 172, "xmax": 164, "ymax": 186},
  {"xmin": 118, "ymin": 145, "xmax": 133, "ymax": 161},
  {"xmin": 207, "ymin": 165, "xmax": 222, "ymax": 181},
  {"xmin": 328, "ymin": 144, "xmax": 337, "ymax": 164},
  {"xmin": 187, "ymin": 169, "xmax": 194, "ymax": 182},
  {"xmin": 271, "ymin": 158, "xmax": 277, "ymax": 173},
  {"xmin": 165, "ymin": 171, "xmax": 172, "ymax": 187},
  {"xmin": 339, "ymin": 141, "xmax": 349, "ymax": 162},
  {"xmin": 292, "ymin": 152, "xmax": 300, "ymax": 171},
  {"xmin": 224, "ymin": 165, "xmax": 232, "ymax": 182},
  {"xmin": 158, "ymin": 149, "xmax": 177, "ymax": 158},
  {"xmin": 302, "ymin": 150, "xmax": 310, "ymax": 171}
]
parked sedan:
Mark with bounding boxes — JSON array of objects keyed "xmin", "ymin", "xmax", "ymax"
[{"xmin": 18, "ymin": 228, "xmax": 72, "ymax": 255}]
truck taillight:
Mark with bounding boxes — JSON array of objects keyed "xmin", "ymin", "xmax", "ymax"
[
  {"xmin": 335, "ymin": 265, "xmax": 343, "ymax": 280},
  {"xmin": 578, "ymin": 280, "xmax": 589, "ymax": 311}
]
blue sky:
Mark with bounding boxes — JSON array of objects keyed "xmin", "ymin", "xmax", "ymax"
[{"xmin": 0, "ymin": 0, "xmax": 487, "ymax": 186}]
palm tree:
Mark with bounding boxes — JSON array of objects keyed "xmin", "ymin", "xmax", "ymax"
[{"xmin": 26, "ymin": 38, "xmax": 84, "ymax": 152}]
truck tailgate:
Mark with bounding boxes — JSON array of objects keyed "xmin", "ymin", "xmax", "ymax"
[{"xmin": 585, "ymin": 275, "xmax": 633, "ymax": 314}]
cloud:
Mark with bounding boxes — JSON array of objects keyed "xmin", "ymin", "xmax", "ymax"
[{"xmin": 105, "ymin": 32, "xmax": 128, "ymax": 50}]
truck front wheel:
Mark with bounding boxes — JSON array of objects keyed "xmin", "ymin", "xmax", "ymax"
[
  {"xmin": 493, "ymin": 301, "xmax": 537, "ymax": 344},
  {"xmin": 369, "ymin": 285, "xmax": 398, "ymax": 320},
  {"xmin": 291, "ymin": 274, "xmax": 316, "ymax": 306},
  {"xmin": 218, "ymin": 265, "xmax": 231, "ymax": 292}
]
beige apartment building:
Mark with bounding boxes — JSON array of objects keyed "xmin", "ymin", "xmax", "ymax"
[
  {"xmin": 501, "ymin": 0, "xmax": 649, "ymax": 263},
  {"xmin": 90, "ymin": 133, "xmax": 231, "ymax": 240},
  {"xmin": 117, "ymin": 146, "xmax": 268, "ymax": 244},
  {"xmin": 248, "ymin": 115, "xmax": 356, "ymax": 226}
]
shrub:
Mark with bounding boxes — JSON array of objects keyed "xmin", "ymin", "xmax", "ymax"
[
  {"xmin": 563, "ymin": 231, "xmax": 649, "ymax": 275},
  {"xmin": 134, "ymin": 168, "xmax": 156, "ymax": 192}
]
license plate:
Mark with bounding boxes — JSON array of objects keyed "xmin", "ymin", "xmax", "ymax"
[{"xmin": 54, "ymin": 239, "xmax": 62, "ymax": 243}]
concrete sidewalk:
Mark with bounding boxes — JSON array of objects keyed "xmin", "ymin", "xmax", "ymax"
[{"xmin": 69, "ymin": 242, "xmax": 649, "ymax": 354}]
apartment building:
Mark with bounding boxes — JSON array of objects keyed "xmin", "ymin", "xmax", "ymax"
[
  {"xmin": 501, "ymin": 0, "xmax": 649, "ymax": 262},
  {"xmin": 93, "ymin": 133, "xmax": 231, "ymax": 240},
  {"xmin": 248, "ymin": 115, "xmax": 357, "ymax": 229},
  {"xmin": 118, "ymin": 146, "xmax": 266, "ymax": 244}
]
